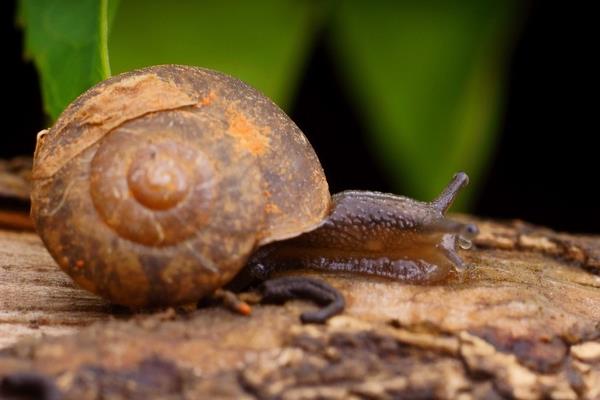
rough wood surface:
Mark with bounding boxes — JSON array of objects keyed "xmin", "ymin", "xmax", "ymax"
[
  {"xmin": 0, "ymin": 157, "xmax": 34, "ymax": 231},
  {"xmin": 0, "ymin": 157, "xmax": 31, "ymax": 201},
  {"xmin": 0, "ymin": 219, "xmax": 599, "ymax": 399}
]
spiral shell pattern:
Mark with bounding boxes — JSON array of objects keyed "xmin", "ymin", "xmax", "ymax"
[{"xmin": 31, "ymin": 65, "xmax": 330, "ymax": 307}]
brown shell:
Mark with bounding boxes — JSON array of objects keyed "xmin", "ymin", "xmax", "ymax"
[{"xmin": 30, "ymin": 64, "xmax": 330, "ymax": 307}]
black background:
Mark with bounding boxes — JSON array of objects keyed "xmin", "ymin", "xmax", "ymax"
[{"xmin": 3, "ymin": 1, "xmax": 598, "ymax": 233}]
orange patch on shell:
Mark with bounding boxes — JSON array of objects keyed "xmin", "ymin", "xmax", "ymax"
[
  {"xmin": 196, "ymin": 90, "xmax": 217, "ymax": 107},
  {"xmin": 265, "ymin": 203, "xmax": 282, "ymax": 214},
  {"xmin": 226, "ymin": 107, "xmax": 270, "ymax": 156}
]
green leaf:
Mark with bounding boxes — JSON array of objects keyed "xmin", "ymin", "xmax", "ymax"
[
  {"xmin": 331, "ymin": 1, "xmax": 520, "ymax": 208},
  {"xmin": 19, "ymin": 0, "xmax": 117, "ymax": 120},
  {"xmin": 108, "ymin": 0, "xmax": 323, "ymax": 109}
]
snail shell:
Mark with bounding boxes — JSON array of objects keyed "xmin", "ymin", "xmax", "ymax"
[{"xmin": 31, "ymin": 65, "xmax": 330, "ymax": 307}]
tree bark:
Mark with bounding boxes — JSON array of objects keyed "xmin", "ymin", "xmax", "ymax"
[
  {"xmin": 0, "ymin": 157, "xmax": 33, "ymax": 231},
  {"xmin": 0, "ymin": 219, "xmax": 599, "ymax": 399}
]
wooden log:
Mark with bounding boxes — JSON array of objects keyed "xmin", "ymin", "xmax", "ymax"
[
  {"xmin": 0, "ymin": 231, "xmax": 113, "ymax": 348},
  {"xmin": 0, "ymin": 219, "xmax": 599, "ymax": 399},
  {"xmin": 0, "ymin": 157, "xmax": 34, "ymax": 231}
]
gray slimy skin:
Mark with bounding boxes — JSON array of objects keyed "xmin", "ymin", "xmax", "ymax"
[{"xmin": 247, "ymin": 172, "xmax": 478, "ymax": 284}]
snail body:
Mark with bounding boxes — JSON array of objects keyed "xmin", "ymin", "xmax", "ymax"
[
  {"xmin": 31, "ymin": 64, "xmax": 477, "ymax": 315},
  {"xmin": 247, "ymin": 178, "xmax": 478, "ymax": 285}
]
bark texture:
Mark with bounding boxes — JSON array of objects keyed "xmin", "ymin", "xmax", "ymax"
[
  {"xmin": 0, "ymin": 157, "xmax": 33, "ymax": 231},
  {"xmin": 0, "ymin": 219, "xmax": 599, "ymax": 399}
]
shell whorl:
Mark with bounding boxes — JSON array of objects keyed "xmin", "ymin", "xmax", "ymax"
[
  {"xmin": 31, "ymin": 65, "xmax": 330, "ymax": 307},
  {"xmin": 92, "ymin": 117, "xmax": 216, "ymax": 247}
]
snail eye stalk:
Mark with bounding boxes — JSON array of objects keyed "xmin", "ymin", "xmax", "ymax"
[{"xmin": 432, "ymin": 172, "xmax": 469, "ymax": 213}]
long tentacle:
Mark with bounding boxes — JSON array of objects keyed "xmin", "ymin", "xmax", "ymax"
[{"xmin": 432, "ymin": 172, "xmax": 469, "ymax": 213}]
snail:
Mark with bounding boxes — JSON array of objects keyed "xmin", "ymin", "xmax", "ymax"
[{"xmin": 30, "ymin": 64, "xmax": 478, "ymax": 323}]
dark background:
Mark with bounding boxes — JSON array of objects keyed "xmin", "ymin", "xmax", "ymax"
[{"xmin": 3, "ymin": 1, "xmax": 597, "ymax": 233}]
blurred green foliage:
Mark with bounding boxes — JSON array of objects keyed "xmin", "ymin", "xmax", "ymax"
[
  {"xmin": 109, "ymin": 0, "xmax": 323, "ymax": 109},
  {"xmin": 330, "ymin": 1, "xmax": 518, "ymax": 206},
  {"xmin": 18, "ymin": 0, "xmax": 520, "ymax": 209}
]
